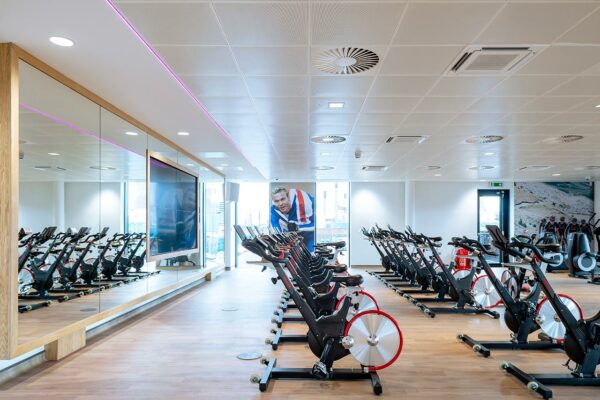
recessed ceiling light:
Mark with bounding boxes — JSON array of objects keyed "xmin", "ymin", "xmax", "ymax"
[
  {"xmin": 177, "ymin": 131, "xmax": 190, "ymax": 136},
  {"xmin": 314, "ymin": 166, "xmax": 335, "ymax": 171},
  {"xmin": 220, "ymin": 163, "xmax": 229, "ymax": 167},
  {"xmin": 125, "ymin": 131, "xmax": 139, "ymax": 136},
  {"xmin": 236, "ymin": 166, "xmax": 244, "ymax": 171},
  {"xmin": 311, "ymin": 135, "xmax": 347, "ymax": 144},
  {"xmin": 479, "ymin": 179, "xmax": 486, "ymax": 182},
  {"xmin": 434, "ymin": 173, "xmax": 442, "ymax": 177},
  {"xmin": 552, "ymin": 173, "xmax": 561, "ymax": 176},
  {"xmin": 328, "ymin": 102, "xmax": 345, "ymax": 109},
  {"xmin": 320, "ymin": 152, "xmax": 331, "ymax": 156},
  {"xmin": 49, "ymin": 36, "xmax": 74, "ymax": 47},
  {"xmin": 484, "ymin": 152, "xmax": 495, "ymax": 156},
  {"xmin": 47, "ymin": 152, "xmax": 60, "ymax": 156},
  {"xmin": 595, "ymin": 104, "xmax": 600, "ymax": 108},
  {"xmin": 186, "ymin": 163, "xmax": 194, "ymax": 167}
]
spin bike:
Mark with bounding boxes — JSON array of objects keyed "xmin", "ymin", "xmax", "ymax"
[{"xmin": 487, "ymin": 225, "xmax": 600, "ymax": 399}]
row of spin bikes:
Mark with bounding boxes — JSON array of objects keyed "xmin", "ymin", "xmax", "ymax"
[
  {"xmin": 364, "ymin": 224, "xmax": 600, "ymax": 399},
  {"xmin": 235, "ymin": 225, "xmax": 403, "ymax": 396}
]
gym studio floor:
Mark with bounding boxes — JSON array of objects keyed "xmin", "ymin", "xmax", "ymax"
[{"xmin": 0, "ymin": 262, "xmax": 598, "ymax": 400}]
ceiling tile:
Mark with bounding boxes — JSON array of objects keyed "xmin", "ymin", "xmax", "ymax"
[
  {"xmin": 557, "ymin": 8, "xmax": 600, "ymax": 45},
  {"xmin": 487, "ymin": 75, "xmax": 571, "ymax": 97},
  {"xmin": 246, "ymin": 76, "xmax": 309, "ymax": 97},
  {"xmin": 548, "ymin": 76, "xmax": 600, "ymax": 96},
  {"xmin": 403, "ymin": 113, "xmax": 456, "ymax": 126},
  {"xmin": 117, "ymin": 3, "xmax": 225, "ymax": 45},
  {"xmin": 519, "ymin": 97, "xmax": 591, "ymax": 113},
  {"xmin": 155, "ymin": 46, "xmax": 237, "ymax": 75},
  {"xmin": 362, "ymin": 97, "xmax": 420, "ymax": 113},
  {"xmin": 518, "ymin": 46, "xmax": 600, "ymax": 75},
  {"xmin": 254, "ymin": 97, "xmax": 308, "ymax": 115},
  {"xmin": 498, "ymin": 113, "xmax": 554, "ymax": 125},
  {"xmin": 476, "ymin": 3, "xmax": 596, "ymax": 45},
  {"xmin": 234, "ymin": 47, "xmax": 308, "ymax": 76},
  {"xmin": 393, "ymin": 2, "xmax": 502, "ymax": 45},
  {"xmin": 311, "ymin": 113, "xmax": 357, "ymax": 126},
  {"xmin": 261, "ymin": 113, "xmax": 307, "ymax": 126},
  {"xmin": 214, "ymin": 2, "xmax": 308, "ymax": 45},
  {"xmin": 567, "ymin": 98, "xmax": 600, "ymax": 113},
  {"xmin": 352, "ymin": 126, "xmax": 398, "ymax": 136},
  {"xmin": 449, "ymin": 113, "xmax": 504, "ymax": 127},
  {"xmin": 429, "ymin": 76, "xmax": 504, "ymax": 97},
  {"xmin": 414, "ymin": 97, "xmax": 477, "ymax": 113},
  {"xmin": 370, "ymin": 76, "xmax": 438, "ymax": 97},
  {"xmin": 312, "ymin": 2, "xmax": 405, "ymax": 46},
  {"xmin": 380, "ymin": 46, "xmax": 462, "ymax": 75},
  {"xmin": 183, "ymin": 76, "xmax": 248, "ymax": 97},
  {"xmin": 356, "ymin": 113, "xmax": 406, "ymax": 126},
  {"xmin": 311, "ymin": 76, "xmax": 374, "ymax": 97},
  {"xmin": 466, "ymin": 97, "xmax": 533, "ymax": 113}
]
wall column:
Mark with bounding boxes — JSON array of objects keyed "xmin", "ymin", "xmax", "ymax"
[{"xmin": 0, "ymin": 43, "xmax": 19, "ymax": 359}]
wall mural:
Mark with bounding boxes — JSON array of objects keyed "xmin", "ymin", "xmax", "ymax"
[
  {"xmin": 270, "ymin": 182, "xmax": 316, "ymax": 252},
  {"xmin": 514, "ymin": 182, "xmax": 594, "ymax": 246}
]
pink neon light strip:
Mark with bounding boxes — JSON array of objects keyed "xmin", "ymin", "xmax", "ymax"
[{"xmin": 104, "ymin": 0, "xmax": 256, "ymax": 169}]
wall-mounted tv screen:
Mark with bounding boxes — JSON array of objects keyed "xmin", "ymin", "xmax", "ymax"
[{"xmin": 148, "ymin": 153, "xmax": 198, "ymax": 259}]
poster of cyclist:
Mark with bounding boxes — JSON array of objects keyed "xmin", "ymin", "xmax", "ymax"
[{"xmin": 270, "ymin": 183, "xmax": 316, "ymax": 252}]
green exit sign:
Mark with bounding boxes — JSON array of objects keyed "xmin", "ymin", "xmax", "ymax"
[{"xmin": 489, "ymin": 182, "xmax": 503, "ymax": 188}]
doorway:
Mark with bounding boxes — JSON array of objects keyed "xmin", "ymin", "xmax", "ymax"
[{"xmin": 477, "ymin": 189, "xmax": 510, "ymax": 262}]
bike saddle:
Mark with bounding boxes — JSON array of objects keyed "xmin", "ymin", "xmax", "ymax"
[
  {"xmin": 332, "ymin": 274, "xmax": 363, "ymax": 286},
  {"xmin": 536, "ymin": 243, "xmax": 561, "ymax": 253},
  {"xmin": 326, "ymin": 264, "xmax": 347, "ymax": 273}
]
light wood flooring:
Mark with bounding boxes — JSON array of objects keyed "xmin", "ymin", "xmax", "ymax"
[{"xmin": 1, "ymin": 263, "xmax": 599, "ymax": 399}]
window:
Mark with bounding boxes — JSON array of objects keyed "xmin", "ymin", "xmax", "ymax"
[
  {"xmin": 204, "ymin": 181, "xmax": 224, "ymax": 268},
  {"xmin": 316, "ymin": 182, "xmax": 350, "ymax": 264}
]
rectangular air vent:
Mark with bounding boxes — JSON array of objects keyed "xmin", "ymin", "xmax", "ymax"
[
  {"xmin": 448, "ymin": 46, "xmax": 542, "ymax": 75},
  {"xmin": 386, "ymin": 135, "xmax": 427, "ymax": 144},
  {"xmin": 362, "ymin": 165, "xmax": 388, "ymax": 172}
]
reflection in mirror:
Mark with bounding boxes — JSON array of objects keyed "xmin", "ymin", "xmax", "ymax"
[
  {"xmin": 204, "ymin": 170, "xmax": 225, "ymax": 268},
  {"xmin": 98, "ymin": 108, "xmax": 151, "ymax": 311},
  {"xmin": 18, "ymin": 61, "xmax": 101, "ymax": 344}
]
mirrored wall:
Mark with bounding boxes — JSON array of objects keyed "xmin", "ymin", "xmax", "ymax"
[{"xmin": 17, "ymin": 60, "xmax": 224, "ymax": 345}]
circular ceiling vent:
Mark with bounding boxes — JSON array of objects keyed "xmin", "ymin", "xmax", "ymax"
[
  {"xmin": 465, "ymin": 135, "xmax": 504, "ymax": 144},
  {"xmin": 313, "ymin": 166, "xmax": 335, "ymax": 171},
  {"xmin": 314, "ymin": 47, "xmax": 379, "ymax": 75},
  {"xmin": 418, "ymin": 165, "xmax": 441, "ymax": 171},
  {"xmin": 584, "ymin": 165, "xmax": 600, "ymax": 170},
  {"xmin": 311, "ymin": 135, "xmax": 347, "ymax": 144},
  {"xmin": 469, "ymin": 165, "xmax": 495, "ymax": 171},
  {"xmin": 543, "ymin": 135, "xmax": 584, "ymax": 144},
  {"xmin": 90, "ymin": 165, "xmax": 117, "ymax": 171}
]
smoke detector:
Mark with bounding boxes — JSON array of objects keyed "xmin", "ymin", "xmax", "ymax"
[
  {"xmin": 386, "ymin": 135, "xmax": 427, "ymax": 144},
  {"xmin": 519, "ymin": 165, "xmax": 551, "ymax": 171},
  {"xmin": 314, "ymin": 48, "xmax": 379, "ymax": 75},
  {"xmin": 362, "ymin": 165, "xmax": 388, "ymax": 172},
  {"xmin": 542, "ymin": 135, "xmax": 584, "ymax": 144},
  {"xmin": 448, "ymin": 46, "xmax": 540, "ymax": 75},
  {"xmin": 311, "ymin": 135, "xmax": 347, "ymax": 144},
  {"xmin": 465, "ymin": 135, "xmax": 503, "ymax": 144}
]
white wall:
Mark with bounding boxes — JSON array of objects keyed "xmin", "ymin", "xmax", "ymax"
[
  {"xmin": 349, "ymin": 182, "xmax": 405, "ymax": 266},
  {"xmin": 64, "ymin": 182, "xmax": 123, "ymax": 234},
  {"xmin": 412, "ymin": 181, "xmax": 514, "ymax": 258},
  {"xmin": 19, "ymin": 182, "xmax": 61, "ymax": 231}
]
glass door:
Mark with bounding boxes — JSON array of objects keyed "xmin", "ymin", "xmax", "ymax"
[{"xmin": 477, "ymin": 189, "xmax": 510, "ymax": 263}]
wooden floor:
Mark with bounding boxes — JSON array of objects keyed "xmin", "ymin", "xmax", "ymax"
[{"xmin": 1, "ymin": 262, "xmax": 599, "ymax": 399}]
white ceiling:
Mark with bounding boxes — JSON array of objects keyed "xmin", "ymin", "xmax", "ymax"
[{"xmin": 3, "ymin": 1, "xmax": 600, "ymax": 182}]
